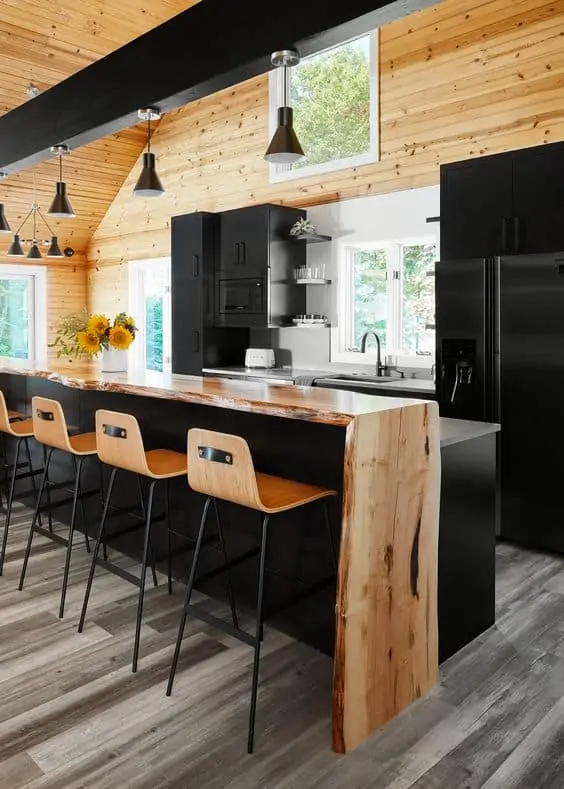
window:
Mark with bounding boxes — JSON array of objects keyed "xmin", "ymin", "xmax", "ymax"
[
  {"xmin": 128, "ymin": 258, "xmax": 171, "ymax": 373},
  {"xmin": 338, "ymin": 241, "xmax": 436, "ymax": 363},
  {"xmin": 0, "ymin": 265, "xmax": 46, "ymax": 365},
  {"xmin": 269, "ymin": 31, "xmax": 378, "ymax": 182}
]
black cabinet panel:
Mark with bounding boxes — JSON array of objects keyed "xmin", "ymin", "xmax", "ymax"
[
  {"xmin": 171, "ymin": 212, "xmax": 214, "ymax": 375},
  {"xmin": 512, "ymin": 145, "xmax": 564, "ymax": 254},
  {"xmin": 440, "ymin": 154, "xmax": 513, "ymax": 259},
  {"xmin": 218, "ymin": 206, "xmax": 269, "ymax": 278}
]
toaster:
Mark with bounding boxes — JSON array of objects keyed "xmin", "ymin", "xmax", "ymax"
[{"xmin": 244, "ymin": 348, "xmax": 276, "ymax": 368}]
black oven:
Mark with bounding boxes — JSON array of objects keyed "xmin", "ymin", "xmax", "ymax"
[{"xmin": 217, "ymin": 277, "xmax": 265, "ymax": 323}]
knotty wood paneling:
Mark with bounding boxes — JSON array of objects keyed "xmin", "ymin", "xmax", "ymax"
[
  {"xmin": 87, "ymin": 0, "xmax": 564, "ymax": 311},
  {"xmin": 0, "ymin": 0, "xmax": 198, "ymax": 257}
]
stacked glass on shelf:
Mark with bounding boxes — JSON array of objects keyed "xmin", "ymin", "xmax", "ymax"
[
  {"xmin": 291, "ymin": 313, "xmax": 329, "ymax": 326},
  {"xmin": 294, "ymin": 262, "xmax": 327, "ymax": 282}
]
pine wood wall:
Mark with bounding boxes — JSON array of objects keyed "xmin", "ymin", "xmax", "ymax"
[{"xmin": 86, "ymin": 0, "xmax": 564, "ymax": 312}]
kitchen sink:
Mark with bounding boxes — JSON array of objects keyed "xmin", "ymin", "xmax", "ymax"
[{"xmin": 321, "ymin": 374, "xmax": 400, "ymax": 384}]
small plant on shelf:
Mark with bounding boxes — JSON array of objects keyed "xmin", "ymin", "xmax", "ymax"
[
  {"xmin": 289, "ymin": 217, "xmax": 317, "ymax": 237},
  {"xmin": 51, "ymin": 310, "xmax": 138, "ymax": 359}
]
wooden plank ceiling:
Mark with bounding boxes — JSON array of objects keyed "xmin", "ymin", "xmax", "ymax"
[{"xmin": 0, "ymin": 0, "xmax": 198, "ymax": 260}]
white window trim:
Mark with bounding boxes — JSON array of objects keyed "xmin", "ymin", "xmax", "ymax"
[
  {"xmin": 128, "ymin": 258, "xmax": 171, "ymax": 374},
  {"xmin": 331, "ymin": 237, "xmax": 436, "ymax": 368},
  {"xmin": 0, "ymin": 264, "xmax": 47, "ymax": 368},
  {"xmin": 268, "ymin": 30, "xmax": 379, "ymax": 184}
]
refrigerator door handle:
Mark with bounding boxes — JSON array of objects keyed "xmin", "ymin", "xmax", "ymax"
[
  {"xmin": 513, "ymin": 217, "xmax": 522, "ymax": 254},
  {"xmin": 501, "ymin": 217, "xmax": 510, "ymax": 254}
]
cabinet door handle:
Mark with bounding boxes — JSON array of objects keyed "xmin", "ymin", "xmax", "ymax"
[
  {"xmin": 233, "ymin": 243, "xmax": 239, "ymax": 265},
  {"xmin": 513, "ymin": 217, "xmax": 522, "ymax": 254},
  {"xmin": 194, "ymin": 330, "xmax": 200, "ymax": 353},
  {"xmin": 239, "ymin": 241, "xmax": 246, "ymax": 265},
  {"xmin": 501, "ymin": 217, "xmax": 510, "ymax": 254},
  {"xmin": 192, "ymin": 255, "xmax": 199, "ymax": 277}
]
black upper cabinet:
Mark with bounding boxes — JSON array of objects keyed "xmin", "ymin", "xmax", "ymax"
[
  {"xmin": 441, "ymin": 141, "xmax": 564, "ymax": 260},
  {"xmin": 171, "ymin": 212, "xmax": 215, "ymax": 376},
  {"xmin": 214, "ymin": 204, "xmax": 306, "ymax": 327},
  {"xmin": 218, "ymin": 206, "xmax": 269, "ymax": 278},
  {"xmin": 512, "ymin": 145, "xmax": 564, "ymax": 254},
  {"xmin": 440, "ymin": 153, "xmax": 513, "ymax": 260}
]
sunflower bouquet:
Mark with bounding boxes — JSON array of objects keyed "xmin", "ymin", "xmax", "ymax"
[{"xmin": 51, "ymin": 310, "xmax": 138, "ymax": 359}]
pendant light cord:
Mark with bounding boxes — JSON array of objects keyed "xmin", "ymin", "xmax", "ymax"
[
  {"xmin": 147, "ymin": 117, "xmax": 151, "ymax": 154},
  {"xmin": 283, "ymin": 63, "xmax": 288, "ymax": 106},
  {"xmin": 59, "ymin": 152, "xmax": 63, "ymax": 183}
]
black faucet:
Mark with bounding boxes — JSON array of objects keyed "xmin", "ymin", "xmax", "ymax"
[{"xmin": 360, "ymin": 330, "xmax": 386, "ymax": 377}]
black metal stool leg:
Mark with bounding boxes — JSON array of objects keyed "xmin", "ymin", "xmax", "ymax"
[
  {"xmin": 71, "ymin": 454, "xmax": 90, "ymax": 554},
  {"xmin": 42, "ymin": 444, "xmax": 53, "ymax": 533},
  {"xmin": 18, "ymin": 447, "xmax": 54, "ymax": 591},
  {"xmin": 0, "ymin": 438, "xmax": 22, "ymax": 576},
  {"xmin": 213, "ymin": 498, "xmax": 238, "ymax": 629},
  {"xmin": 23, "ymin": 438, "xmax": 43, "ymax": 532},
  {"xmin": 248, "ymin": 513, "xmax": 271, "ymax": 754},
  {"xmin": 165, "ymin": 478, "xmax": 172, "ymax": 595},
  {"xmin": 147, "ymin": 537, "xmax": 159, "ymax": 588},
  {"xmin": 132, "ymin": 479, "xmax": 157, "ymax": 673},
  {"xmin": 59, "ymin": 455, "xmax": 85, "ymax": 619},
  {"xmin": 166, "ymin": 495, "xmax": 212, "ymax": 696},
  {"xmin": 78, "ymin": 467, "xmax": 118, "ymax": 633},
  {"xmin": 98, "ymin": 461, "xmax": 108, "ymax": 561},
  {"xmin": 321, "ymin": 499, "xmax": 338, "ymax": 574}
]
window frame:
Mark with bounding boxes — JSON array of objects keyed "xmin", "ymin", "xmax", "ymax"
[
  {"xmin": 128, "ymin": 258, "xmax": 172, "ymax": 374},
  {"xmin": 332, "ymin": 236, "xmax": 437, "ymax": 368},
  {"xmin": 0, "ymin": 264, "xmax": 47, "ymax": 367},
  {"xmin": 268, "ymin": 30, "xmax": 379, "ymax": 184}
]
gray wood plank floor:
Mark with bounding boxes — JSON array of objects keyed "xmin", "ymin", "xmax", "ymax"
[{"xmin": 1, "ymin": 506, "xmax": 564, "ymax": 788}]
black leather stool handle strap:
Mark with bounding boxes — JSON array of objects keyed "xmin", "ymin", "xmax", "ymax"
[
  {"xmin": 198, "ymin": 446, "xmax": 233, "ymax": 465},
  {"xmin": 103, "ymin": 424, "xmax": 128, "ymax": 439}
]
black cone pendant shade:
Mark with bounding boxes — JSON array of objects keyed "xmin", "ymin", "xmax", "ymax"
[
  {"xmin": 7, "ymin": 234, "xmax": 24, "ymax": 256},
  {"xmin": 134, "ymin": 152, "xmax": 164, "ymax": 197},
  {"xmin": 47, "ymin": 145, "xmax": 76, "ymax": 218},
  {"xmin": 265, "ymin": 50, "xmax": 305, "ymax": 165},
  {"xmin": 265, "ymin": 107, "xmax": 304, "ymax": 164},
  {"xmin": 47, "ymin": 236, "xmax": 63, "ymax": 258},
  {"xmin": 48, "ymin": 181, "xmax": 75, "ymax": 218},
  {"xmin": 27, "ymin": 242, "xmax": 42, "ymax": 260},
  {"xmin": 0, "ymin": 203, "xmax": 11, "ymax": 234},
  {"xmin": 134, "ymin": 108, "xmax": 164, "ymax": 197}
]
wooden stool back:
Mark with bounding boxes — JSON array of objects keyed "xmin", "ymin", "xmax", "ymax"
[
  {"xmin": 0, "ymin": 391, "xmax": 15, "ymax": 434},
  {"xmin": 187, "ymin": 428, "xmax": 262, "ymax": 510},
  {"xmin": 32, "ymin": 396, "xmax": 74, "ymax": 452},
  {"xmin": 95, "ymin": 409, "xmax": 150, "ymax": 476}
]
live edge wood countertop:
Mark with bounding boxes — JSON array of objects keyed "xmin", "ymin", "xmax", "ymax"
[
  {"xmin": 0, "ymin": 363, "xmax": 442, "ymax": 755},
  {"xmin": 0, "ymin": 365, "xmax": 425, "ymax": 426}
]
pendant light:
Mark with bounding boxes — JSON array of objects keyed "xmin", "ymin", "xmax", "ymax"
[
  {"xmin": 264, "ymin": 50, "xmax": 305, "ymax": 165},
  {"xmin": 134, "ymin": 108, "xmax": 164, "ymax": 197},
  {"xmin": 0, "ymin": 204, "xmax": 11, "ymax": 234},
  {"xmin": 47, "ymin": 144, "xmax": 76, "ymax": 218},
  {"xmin": 8, "ymin": 175, "xmax": 64, "ymax": 259}
]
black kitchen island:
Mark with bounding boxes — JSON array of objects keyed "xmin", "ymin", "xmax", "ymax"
[{"xmin": 0, "ymin": 366, "xmax": 497, "ymax": 750}]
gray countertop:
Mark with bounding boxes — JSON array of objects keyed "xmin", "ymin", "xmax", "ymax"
[
  {"xmin": 439, "ymin": 417, "xmax": 501, "ymax": 448},
  {"xmin": 203, "ymin": 366, "xmax": 435, "ymax": 393}
]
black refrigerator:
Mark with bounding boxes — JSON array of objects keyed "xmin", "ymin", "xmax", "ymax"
[{"xmin": 436, "ymin": 252, "xmax": 564, "ymax": 552}]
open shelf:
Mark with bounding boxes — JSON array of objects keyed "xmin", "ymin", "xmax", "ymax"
[
  {"xmin": 291, "ymin": 232, "xmax": 332, "ymax": 244},
  {"xmin": 295, "ymin": 278, "xmax": 331, "ymax": 285}
]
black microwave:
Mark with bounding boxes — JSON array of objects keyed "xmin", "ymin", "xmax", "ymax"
[{"xmin": 217, "ymin": 277, "xmax": 265, "ymax": 320}]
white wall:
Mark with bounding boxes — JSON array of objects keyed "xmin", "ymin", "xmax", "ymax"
[{"xmin": 267, "ymin": 185, "xmax": 440, "ymax": 369}]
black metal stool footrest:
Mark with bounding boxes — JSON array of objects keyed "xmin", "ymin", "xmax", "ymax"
[
  {"xmin": 33, "ymin": 525, "xmax": 71, "ymax": 548},
  {"xmin": 184, "ymin": 603, "xmax": 255, "ymax": 647},
  {"xmin": 93, "ymin": 556, "xmax": 141, "ymax": 587}
]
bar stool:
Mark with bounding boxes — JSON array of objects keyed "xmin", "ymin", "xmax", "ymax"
[
  {"xmin": 0, "ymin": 392, "xmax": 44, "ymax": 575},
  {"xmin": 166, "ymin": 428, "xmax": 338, "ymax": 753},
  {"xmin": 18, "ymin": 396, "xmax": 99, "ymax": 618},
  {"xmin": 78, "ymin": 409, "xmax": 188, "ymax": 673}
]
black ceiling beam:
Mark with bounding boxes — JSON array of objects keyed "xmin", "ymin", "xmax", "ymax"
[{"xmin": 0, "ymin": 0, "xmax": 440, "ymax": 173}]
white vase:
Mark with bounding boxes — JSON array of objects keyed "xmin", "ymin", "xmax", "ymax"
[{"xmin": 100, "ymin": 347, "xmax": 128, "ymax": 373}]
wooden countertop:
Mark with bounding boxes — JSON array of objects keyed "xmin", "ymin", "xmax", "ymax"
[{"xmin": 0, "ymin": 365, "xmax": 426, "ymax": 427}]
